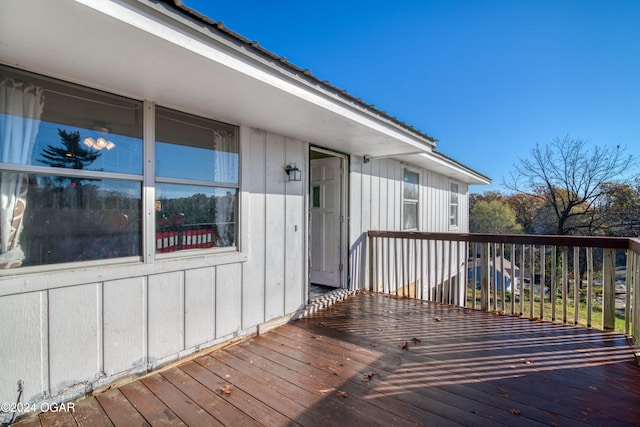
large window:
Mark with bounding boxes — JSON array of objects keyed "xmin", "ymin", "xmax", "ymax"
[
  {"xmin": 155, "ymin": 107, "xmax": 238, "ymax": 253},
  {"xmin": 403, "ymin": 169, "xmax": 419, "ymax": 230},
  {"xmin": 450, "ymin": 182, "xmax": 459, "ymax": 228},
  {"xmin": 0, "ymin": 67, "xmax": 143, "ymax": 268},
  {"xmin": 0, "ymin": 65, "xmax": 239, "ymax": 270}
]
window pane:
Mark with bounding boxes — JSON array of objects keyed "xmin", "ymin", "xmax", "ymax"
[
  {"xmin": 156, "ymin": 108, "xmax": 238, "ymax": 183},
  {"xmin": 1, "ymin": 67, "xmax": 143, "ymax": 174},
  {"xmin": 450, "ymin": 204, "xmax": 458, "ymax": 227},
  {"xmin": 403, "ymin": 170, "xmax": 419, "ymax": 200},
  {"xmin": 16, "ymin": 173, "xmax": 142, "ymax": 266},
  {"xmin": 403, "ymin": 202, "xmax": 418, "ymax": 230},
  {"xmin": 156, "ymin": 183, "xmax": 237, "ymax": 251}
]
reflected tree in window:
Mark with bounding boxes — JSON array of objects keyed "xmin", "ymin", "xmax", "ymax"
[
  {"xmin": 40, "ymin": 129, "xmax": 100, "ymax": 169},
  {"xmin": 39, "ymin": 129, "xmax": 100, "ymax": 205}
]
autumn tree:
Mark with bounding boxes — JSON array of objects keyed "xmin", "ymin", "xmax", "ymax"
[
  {"xmin": 505, "ymin": 192, "xmax": 545, "ymax": 234},
  {"xmin": 504, "ymin": 136, "xmax": 636, "ymax": 235},
  {"xmin": 597, "ymin": 181, "xmax": 640, "ymax": 236}
]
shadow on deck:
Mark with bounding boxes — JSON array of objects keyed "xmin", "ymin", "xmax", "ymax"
[{"xmin": 13, "ymin": 292, "xmax": 640, "ymax": 426}]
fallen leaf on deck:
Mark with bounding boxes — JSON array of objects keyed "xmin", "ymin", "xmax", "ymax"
[
  {"xmin": 411, "ymin": 337, "xmax": 422, "ymax": 343},
  {"xmin": 520, "ymin": 358, "xmax": 533, "ymax": 365},
  {"xmin": 496, "ymin": 310, "xmax": 506, "ymax": 316},
  {"xmin": 337, "ymin": 391, "xmax": 348, "ymax": 398},
  {"xmin": 363, "ymin": 372, "xmax": 375, "ymax": 380},
  {"xmin": 401, "ymin": 341, "xmax": 409, "ymax": 350},
  {"xmin": 220, "ymin": 384, "xmax": 232, "ymax": 395},
  {"xmin": 433, "ymin": 316, "xmax": 442, "ymax": 322},
  {"xmin": 530, "ymin": 317, "xmax": 540, "ymax": 321},
  {"xmin": 509, "ymin": 408, "xmax": 521, "ymax": 415}
]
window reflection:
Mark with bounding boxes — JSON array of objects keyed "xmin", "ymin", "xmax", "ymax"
[
  {"xmin": 156, "ymin": 184, "xmax": 237, "ymax": 251},
  {"xmin": 19, "ymin": 174, "xmax": 142, "ymax": 265}
]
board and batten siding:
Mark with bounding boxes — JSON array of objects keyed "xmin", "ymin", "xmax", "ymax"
[
  {"xmin": 0, "ymin": 128, "xmax": 307, "ymax": 412},
  {"xmin": 349, "ymin": 155, "xmax": 469, "ymax": 295}
]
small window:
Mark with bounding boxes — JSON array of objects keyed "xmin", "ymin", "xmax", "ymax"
[
  {"xmin": 155, "ymin": 107, "xmax": 239, "ymax": 252},
  {"xmin": 403, "ymin": 169, "xmax": 419, "ymax": 230},
  {"xmin": 450, "ymin": 182, "xmax": 459, "ymax": 228}
]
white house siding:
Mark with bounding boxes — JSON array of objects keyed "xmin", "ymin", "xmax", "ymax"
[
  {"xmin": 0, "ymin": 127, "xmax": 307, "ymax": 415},
  {"xmin": 348, "ymin": 155, "xmax": 469, "ymax": 300}
]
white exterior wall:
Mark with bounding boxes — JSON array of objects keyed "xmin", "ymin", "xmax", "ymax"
[
  {"xmin": 0, "ymin": 127, "xmax": 307, "ymax": 415},
  {"xmin": 348, "ymin": 155, "xmax": 469, "ymax": 296}
]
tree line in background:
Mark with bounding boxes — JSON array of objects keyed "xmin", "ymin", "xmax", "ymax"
[{"xmin": 470, "ymin": 136, "xmax": 640, "ymax": 237}]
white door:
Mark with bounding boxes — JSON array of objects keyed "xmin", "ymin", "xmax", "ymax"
[{"xmin": 310, "ymin": 156, "xmax": 342, "ymax": 287}]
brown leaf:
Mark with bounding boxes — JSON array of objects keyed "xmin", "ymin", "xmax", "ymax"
[
  {"xmin": 336, "ymin": 390, "xmax": 348, "ymax": 398},
  {"xmin": 520, "ymin": 358, "xmax": 533, "ymax": 365},
  {"xmin": 411, "ymin": 337, "xmax": 422, "ymax": 343},
  {"xmin": 496, "ymin": 310, "xmax": 506, "ymax": 316},
  {"xmin": 363, "ymin": 372, "xmax": 375, "ymax": 380},
  {"xmin": 509, "ymin": 408, "xmax": 521, "ymax": 415},
  {"xmin": 401, "ymin": 341, "xmax": 409, "ymax": 350},
  {"xmin": 530, "ymin": 317, "xmax": 540, "ymax": 321},
  {"xmin": 220, "ymin": 384, "xmax": 232, "ymax": 395},
  {"xmin": 433, "ymin": 316, "xmax": 442, "ymax": 322}
]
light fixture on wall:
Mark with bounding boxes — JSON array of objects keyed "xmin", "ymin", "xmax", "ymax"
[
  {"xmin": 285, "ymin": 163, "xmax": 301, "ymax": 182},
  {"xmin": 83, "ymin": 125, "xmax": 116, "ymax": 150}
]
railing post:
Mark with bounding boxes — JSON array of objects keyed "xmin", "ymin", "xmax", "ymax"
[
  {"xmin": 480, "ymin": 242, "xmax": 489, "ymax": 311},
  {"xmin": 603, "ymin": 248, "xmax": 616, "ymax": 331},
  {"xmin": 368, "ymin": 233, "xmax": 374, "ymax": 292},
  {"xmin": 633, "ymin": 251, "xmax": 640, "ymax": 350}
]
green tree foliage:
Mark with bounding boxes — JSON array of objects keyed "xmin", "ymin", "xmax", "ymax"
[{"xmin": 470, "ymin": 199, "xmax": 523, "ymax": 234}]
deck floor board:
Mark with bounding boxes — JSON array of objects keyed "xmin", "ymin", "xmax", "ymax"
[{"xmin": 13, "ymin": 292, "xmax": 640, "ymax": 426}]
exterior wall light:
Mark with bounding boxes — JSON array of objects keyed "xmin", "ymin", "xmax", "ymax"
[{"xmin": 285, "ymin": 164, "xmax": 301, "ymax": 182}]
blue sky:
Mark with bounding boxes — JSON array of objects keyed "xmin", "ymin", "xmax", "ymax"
[{"xmin": 183, "ymin": 0, "xmax": 640, "ymax": 193}]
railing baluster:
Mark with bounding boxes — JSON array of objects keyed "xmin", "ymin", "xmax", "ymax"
[
  {"xmin": 625, "ymin": 250, "xmax": 631, "ymax": 336},
  {"xmin": 603, "ymin": 248, "xmax": 616, "ymax": 331},
  {"xmin": 587, "ymin": 247, "xmax": 593, "ymax": 328},
  {"xmin": 520, "ymin": 244, "xmax": 525, "ymax": 316},
  {"xmin": 551, "ymin": 246, "xmax": 557, "ymax": 322},
  {"xmin": 447, "ymin": 240, "xmax": 453, "ymax": 304},
  {"xmin": 530, "ymin": 244, "xmax": 535, "ymax": 319},
  {"xmin": 480, "ymin": 242, "xmax": 489, "ymax": 311},
  {"xmin": 562, "ymin": 247, "xmax": 568, "ymax": 324},
  {"xmin": 500, "ymin": 243, "xmax": 506, "ymax": 312},
  {"xmin": 627, "ymin": 252, "xmax": 640, "ymax": 350},
  {"xmin": 573, "ymin": 247, "xmax": 580, "ymax": 326},
  {"xmin": 540, "ymin": 245, "xmax": 546, "ymax": 320},
  {"xmin": 510, "ymin": 243, "xmax": 516, "ymax": 315}
]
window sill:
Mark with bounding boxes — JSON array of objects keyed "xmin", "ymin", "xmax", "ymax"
[{"xmin": 0, "ymin": 250, "xmax": 248, "ymax": 297}]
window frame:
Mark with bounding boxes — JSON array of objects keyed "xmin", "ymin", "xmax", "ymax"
[
  {"xmin": 449, "ymin": 181, "xmax": 459, "ymax": 229},
  {"xmin": 402, "ymin": 168, "xmax": 420, "ymax": 231},
  {"xmin": 152, "ymin": 105, "xmax": 240, "ymax": 259},
  {"xmin": 0, "ymin": 65, "xmax": 242, "ymax": 274}
]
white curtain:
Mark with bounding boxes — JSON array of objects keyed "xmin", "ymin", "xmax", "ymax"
[
  {"xmin": 0, "ymin": 76, "xmax": 45, "ymax": 268},
  {"xmin": 212, "ymin": 129, "xmax": 237, "ymax": 183},
  {"xmin": 212, "ymin": 129, "xmax": 237, "ymax": 246}
]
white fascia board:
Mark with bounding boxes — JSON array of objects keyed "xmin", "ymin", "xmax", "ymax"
[{"xmin": 74, "ymin": 0, "xmax": 433, "ymax": 152}]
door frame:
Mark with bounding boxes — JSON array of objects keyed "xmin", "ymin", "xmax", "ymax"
[{"xmin": 308, "ymin": 146, "xmax": 349, "ymax": 293}]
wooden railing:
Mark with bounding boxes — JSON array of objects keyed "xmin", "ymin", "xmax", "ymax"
[{"xmin": 367, "ymin": 231, "xmax": 640, "ymax": 350}]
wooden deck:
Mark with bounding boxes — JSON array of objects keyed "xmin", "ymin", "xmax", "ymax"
[{"xmin": 14, "ymin": 292, "xmax": 640, "ymax": 426}]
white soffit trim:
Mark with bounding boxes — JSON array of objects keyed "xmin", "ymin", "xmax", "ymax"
[
  {"xmin": 73, "ymin": 0, "xmax": 433, "ymax": 152},
  {"xmin": 398, "ymin": 152, "xmax": 491, "ymax": 185}
]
